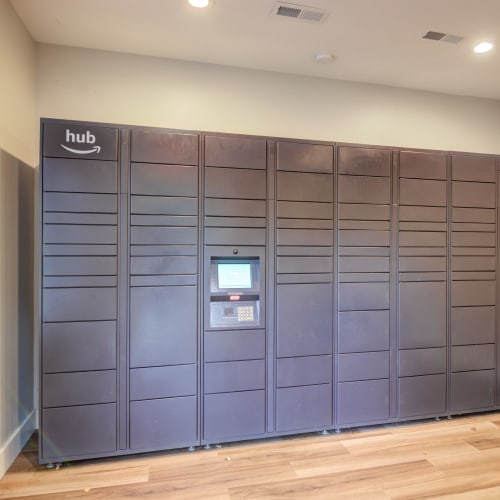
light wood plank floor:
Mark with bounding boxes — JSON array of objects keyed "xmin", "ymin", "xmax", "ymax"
[{"xmin": 2, "ymin": 412, "xmax": 500, "ymax": 499}]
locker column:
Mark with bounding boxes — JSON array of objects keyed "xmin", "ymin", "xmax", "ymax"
[
  {"xmin": 397, "ymin": 151, "xmax": 448, "ymax": 420},
  {"xmin": 128, "ymin": 129, "xmax": 200, "ymax": 452},
  {"xmin": 40, "ymin": 123, "xmax": 119, "ymax": 462},
  {"xmin": 336, "ymin": 146, "xmax": 392, "ymax": 427},
  {"xmin": 274, "ymin": 140, "xmax": 334, "ymax": 433},
  {"xmin": 203, "ymin": 134, "xmax": 268, "ymax": 443},
  {"xmin": 450, "ymin": 154, "xmax": 496, "ymax": 412}
]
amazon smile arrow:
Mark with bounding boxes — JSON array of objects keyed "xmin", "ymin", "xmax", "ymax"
[{"xmin": 61, "ymin": 144, "xmax": 102, "ymax": 155}]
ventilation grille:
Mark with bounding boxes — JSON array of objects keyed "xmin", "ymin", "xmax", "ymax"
[
  {"xmin": 272, "ymin": 2, "xmax": 329, "ymax": 23},
  {"xmin": 422, "ymin": 31, "xmax": 464, "ymax": 44}
]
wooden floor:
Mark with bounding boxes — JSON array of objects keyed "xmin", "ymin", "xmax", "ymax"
[{"xmin": 2, "ymin": 413, "xmax": 500, "ymax": 499}]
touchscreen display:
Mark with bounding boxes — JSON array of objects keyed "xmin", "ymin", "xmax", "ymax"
[{"xmin": 217, "ymin": 263, "xmax": 252, "ymax": 289}]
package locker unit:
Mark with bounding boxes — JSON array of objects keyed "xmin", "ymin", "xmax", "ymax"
[
  {"xmin": 41, "ymin": 123, "xmax": 119, "ymax": 460},
  {"xmin": 397, "ymin": 151, "xmax": 449, "ymax": 419},
  {"xmin": 336, "ymin": 146, "xmax": 393, "ymax": 427},
  {"xmin": 275, "ymin": 141, "xmax": 334, "ymax": 433},
  {"xmin": 128, "ymin": 129, "xmax": 200, "ymax": 451},
  {"xmin": 40, "ymin": 119, "xmax": 500, "ymax": 464},
  {"xmin": 450, "ymin": 154, "xmax": 497, "ymax": 411},
  {"xmin": 202, "ymin": 135, "xmax": 268, "ymax": 442}
]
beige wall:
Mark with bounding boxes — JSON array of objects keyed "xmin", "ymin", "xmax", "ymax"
[
  {"xmin": 0, "ymin": 0, "xmax": 36, "ymax": 479},
  {"xmin": 0, "ymin": 0, "xmax": 36, "ymax": 165},
  {"xmin": 37, "ymin": 44, "xmax": 500, "ymax": 155}
]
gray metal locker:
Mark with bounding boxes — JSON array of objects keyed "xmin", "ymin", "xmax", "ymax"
[
  {"xmin": 40, "ymin": 121, "xmax": 119, "ymax": 462},
  {"xmin": 128, "ymin": 129, "xmax": 200, "ymax": 451},
  {"xmin": 277, "ymin": 283, "xmax": 333, "ymax": 357},
  {"xmin": 337, "ymin": 146, "xmax": 392, "ymax": 427},
  {"xmin": 129, "ymin": 398, "xmax": 198, "ymax": 451},
  {"xmin": 275, "ymin": 141, "xmax": 334, "ymax": 433},
  {"xmin": 203, "ymin": 135, "xmax": 268, "ymax": 443},
  {"xmin": 398, "ymin": 150, "xmax": 448, "ymax": 419},
  {"xmin": 39, "ymin": 119, "xmax": 500, "ymax": 466},
  {"xmin": 450, "ymin": 154, "xmax": 497, "ymax": 412}
]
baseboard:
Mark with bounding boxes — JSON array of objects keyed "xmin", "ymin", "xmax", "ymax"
[{"xmin": 0, "ymin": 410, "xmax": 37, "ymax": 479}]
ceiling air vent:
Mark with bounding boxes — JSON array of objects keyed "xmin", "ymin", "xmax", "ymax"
[
  {"xmin": 272, "ymin": 2, "xmax": 329, "ymax": 23},
  {"xmin": 422, "ymin": 31, "xmax": 464, "ymax": 44},
  {"xmin": 422, "ymin": 31, "xmax": 446, "ymax": 40}
]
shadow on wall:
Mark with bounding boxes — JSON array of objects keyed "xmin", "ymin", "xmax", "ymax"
[{"xmin": 0, "ymin": 150, "xmax": 35, "ymax": 478}]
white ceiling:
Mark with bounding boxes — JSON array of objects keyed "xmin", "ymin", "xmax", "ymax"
[{"xmin": 10, "ymin": 0, "xmax": 500, "ymax": 99}]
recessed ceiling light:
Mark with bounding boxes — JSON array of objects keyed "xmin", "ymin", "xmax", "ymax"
[
  {"xmin": 189, "ymin": 0, "xmax": 209, "ymax": 8},
  {"xmin": 474, "ymin": 42, "xmax": 493, "ymax": 53}
]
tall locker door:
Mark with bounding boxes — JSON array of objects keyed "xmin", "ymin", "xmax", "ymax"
[
  {"xmin": 275, "ymin": 141, "xmax": 334, "ymax": 433},
  {"xmin": 398, "ymin": 151, "xmax": 447, "ymax": 419},
  {"xmin": 336, "ymin": 146, "xmax": 392, "ymax": 427},
  {"xmin": 450, "ymin": 154, "xmax": 496, "ymax": 412},
  {"xmin": 129, "ymin": 130, "xmax": 200, "ymax": 451},
  {"xmin": 203, "ymin": 134, "xmax": 268, "ymax": 443},
  {"xmin": 41, "ymin": 122, "xmax": 119, "ymax": 462}
]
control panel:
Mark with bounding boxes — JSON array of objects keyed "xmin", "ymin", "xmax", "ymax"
[
  {"xmin": 208, "ymin": 257, "xmax": 261, "ymax": 329},
  {"xmin": 210, "ymin": 301, "xmax": 259, "ymax": 328}
]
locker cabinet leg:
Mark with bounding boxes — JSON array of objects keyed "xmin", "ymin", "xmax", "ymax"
[{"xmin": 45, "ymin": 462, "xmax": 63, "ymax": 470}]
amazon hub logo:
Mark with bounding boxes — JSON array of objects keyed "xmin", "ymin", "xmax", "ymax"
[{"xmin": 61, "ymin": 129, "xmax": 102, "ymax": 155}]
